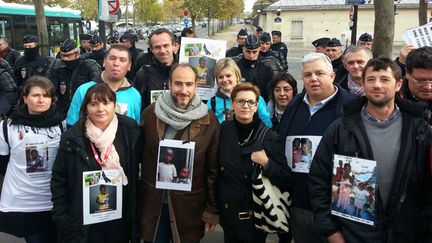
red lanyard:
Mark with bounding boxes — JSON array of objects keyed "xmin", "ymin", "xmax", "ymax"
[{"xmin": 90, "ymin": 143, "xmax": 112, "ymax": 167}]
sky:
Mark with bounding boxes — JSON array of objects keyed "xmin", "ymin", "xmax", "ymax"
[{"xmin": 244, "ymin": 0, "xmax": 256, "ymax": 12}]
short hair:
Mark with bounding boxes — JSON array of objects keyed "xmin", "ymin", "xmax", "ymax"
[
  {"xmin": 269, "ymin": 72, "xmax": 298, "ymax": 102},
  {"xmin": 343, "ymin": 45, "xmax": 373, "ymax": 63},
  {"xmin": 169, "ymin": 63, "xmax": 197, "ymax": 83},
  {"xmin": 79, "ymin": 83, "xmax": 116, "ymax": 125},
  {"xmin": 17, "ymin": 75, "xmax": 56, "ymax": 110},
  {"xmin": 405, "ymin": 46, "xmax": 432, "ymax": 74},
  {"xmin": 213, "ymin": 58, "xmax": 242, "ymax": 85},
  {"xmin": 0, "ymin": 37, "xmax": 10, "ymax": 45},
  {"xmin": 302, "ymin": 52, "xmax": 333, "ymax": 72},
  {"xmin": 104, "ymin": 44, "xmax": 132, "ymax": 63},
  {"xmin": 362, "ymin": 57, "xmax": 402, "ymax": 82},
  {"xmin": 231, "ymin": 82, "xmax": 260, "ymax": 102},
  {"xmin": 181, "ymin": 27, "xmax": 194, "ymax": 37},
  {"xmin": 148, "ymin": 28, "xmax": 175, "ymax": 48}
]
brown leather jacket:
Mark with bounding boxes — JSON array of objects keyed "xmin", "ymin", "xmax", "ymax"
[{"xmin": 137, "ymin": 103, "xmax": 220, "ymax": 243}]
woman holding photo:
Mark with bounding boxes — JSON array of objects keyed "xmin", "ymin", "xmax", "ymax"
[
  {"xmin": 51, "ymin": 83, "xmax": 141, "ymax": 243},
  {"xmin": 0, "ymin": 76, "xmax": 64, "ymax": 243}
]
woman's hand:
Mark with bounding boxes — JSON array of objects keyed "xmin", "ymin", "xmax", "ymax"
[{"xmin": 251, "ymin": 150, "xmax": 269, "ymax": 167}]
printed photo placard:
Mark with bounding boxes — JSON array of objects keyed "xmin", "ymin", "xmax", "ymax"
[
  {"xmin": 155, "ymin": 139, "xmax": 195, "ymax": 192},
  {"xmin": 285, "ymin": 136, "xmax": 321, "ymax": 173},
  {"xmin": 150, "ymin": 90, "xmax": 168, "ymax": 104},
  {"xmin": 179, "ymin": 37, "xmax": 227, "ymax": 101},
  {"xmin": 82, "ymin": 169, "xmax": 123, "ymax": 225},
  {"xmin": 331, "ymin": 154, "xmax": 377, "ymax": 226}
]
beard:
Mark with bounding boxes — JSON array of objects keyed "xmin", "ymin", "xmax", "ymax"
[{"xmin": 366, "ymin": 94, "xmax": 394, "ymax": 108}]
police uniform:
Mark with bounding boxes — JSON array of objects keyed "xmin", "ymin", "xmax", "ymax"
[
  {"xmin": 327, "ymin": 38, "xmax": 348, "ymax": 85},
  {"xmin": 81, "ymin": 35, "xmax": 105, "ymax": 68},
  {"xmin": 79, "ymin": 34, "xmax": 92, "ymax": 55},
  {"xmin": 226, "ymin": 29, "xmax": 248, "ymax": 57},
  {"xmin": 270, "ymin": 30, "xmax": 288, "ymax": 60}
]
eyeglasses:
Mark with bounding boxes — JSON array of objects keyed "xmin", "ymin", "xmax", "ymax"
[
  {"xmin": 234, "ymin": 99, "xmax": 257, "ymax": 107},
  {"xmin": 411, "ymin": 76, "xmax": 432, "ymax": 86}
]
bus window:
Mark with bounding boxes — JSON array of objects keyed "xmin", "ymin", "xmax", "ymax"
[
  {"xmin": 0, "ymin": 17, "xmax": 12, "ymax": 42},
  {"xmin": 12, "ymin": 15, "xmax": 29, "ymax": 50}
]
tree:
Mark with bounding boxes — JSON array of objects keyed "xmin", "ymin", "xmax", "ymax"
[
  {"xmin": 4, "ymin": 0, "xmax": 71, "ymax": 7},
  {"xmin": 34, "ymin": 0, "xmax": 49, "ymax": 56},
  {"xmin": 183, "ymin": 0, "xmax": 207, "ymax": 36},
  {"xmin": 135, "ymin": 0, "xmax": 164, "ymax": 23},
  {"xmin": 163, "ymin": 0, "xmax": 184, "ymax": 22},
  {"xmin": 419, "ymin": 0, "xmax": 428, "ymax": 25},
  {"xmin": 373, "ymin": 1, "xmax": 394, "ymax": 58},
  {"xmin": 72, "ymin": 0, "xmax": 98, "ymax": 20}
]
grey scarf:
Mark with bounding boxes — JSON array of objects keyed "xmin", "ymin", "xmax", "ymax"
[{"xmin": 155, "ymin": 92, "xmax": 208, "ymax": 130}]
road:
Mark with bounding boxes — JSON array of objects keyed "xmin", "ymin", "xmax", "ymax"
[{"xmin": 0, "ymin": 23, "xmax": 298, "ymax": 243}]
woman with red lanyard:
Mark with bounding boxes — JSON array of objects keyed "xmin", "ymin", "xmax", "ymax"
[{"xmin": 51, "ymin": 83, "xmax": 141, "ymax": 243}]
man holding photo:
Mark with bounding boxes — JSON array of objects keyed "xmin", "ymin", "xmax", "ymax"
[
  {"xmin": 138, "ymin": 63, "xmax": 220, "ymax": 243},
  {"xmin": 309, "ymin": 57, "xmax": 432, "ymax": 243}
]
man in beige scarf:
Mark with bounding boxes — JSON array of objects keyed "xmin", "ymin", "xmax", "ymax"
[{"xmin": 138, "ymin": 63, "xmax": 220, "ymax": 243}]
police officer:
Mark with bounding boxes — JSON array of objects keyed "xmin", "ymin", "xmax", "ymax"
[
  {"xmin": 255, "ymin": 26, "xmax": 263, "ymax": 37},
  {"xmin": 82, "ymin": 35, "xmax": 105, "ymax": 67},
  {"xmin": 50, "ymin": 39, "xmax": 101, "ymax": 114},
  {"xmin": 311, "ymin": 37, "xmax": 330, "ymax": 54},
  {"xmin": 14, "ymin": 35, "xmax": 55, "ymax": 89},
  {"xmin": 326, "ymin": 38, "xmax": 347, "ymax": 84},
  {"xmin": 271, "ymin": 30, "xmax": 288, "ymax": 60},
  {"xmin": 226, "ymin": 29, "xmax": 248, "ymax": 57},
  {"xmin": 235, "ymin": 34, "xmax": 274, "ymax": 102},
  {"xmin": 120, "ymin": 32, "xmax": 143, "ymax": 80},
  {"xmin": 259, "ymin": 32, "xmax": 287, "ymax": 73},
  {"xmin": 357, "ymin": 32, "xmax": 373, "ymax": 49},
  {"xmin": 79, "ymin": 34, "xmax": 92, "ymax": 55}
]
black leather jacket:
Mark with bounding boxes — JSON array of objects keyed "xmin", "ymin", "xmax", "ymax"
[{"xmin": 309, "ymin": 97, "xmax": 432, "ymax": 243}]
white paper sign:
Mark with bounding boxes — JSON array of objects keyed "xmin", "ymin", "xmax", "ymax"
[
  {"xmin": 331, "ymin": 154, "xmax": 377, "ymax": 226},
  {"xmin": 150, "ymin": 90, "xmax": 168, "ymax": 104},
  {"xmin": 285, "ymin": 136, "xmax": 321, "ymax": 173},
  {"xmin": 156, "ymin": 139, "xmax": 195, "ymax": 192},
  {"xmin": 178, "ymin": 37, "xmax": 227, "ymax": 101},
  {"xmin": 82, "ymin": 170, "xmax": 123, "ymax": 225},
  {"xmin": 403, "ymin": 23, "xmax": 432, "ymax": 48}
]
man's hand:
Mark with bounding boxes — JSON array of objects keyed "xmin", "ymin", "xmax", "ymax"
[
  {"xmin": 328, "ymin": 231, "xmax": 345, "ymax": 243},
  {"xmin": 251, "ymin": 150, "xmax": 269, "ymax": 167},
  {"xmin": 399, "ymin": 44, "xmax": 415, "ymax": 65},
  {"xmin": 205, "ymin": 223, "xmax": 216, "ymax": 232}
]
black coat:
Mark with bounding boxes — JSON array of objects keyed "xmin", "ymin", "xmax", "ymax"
[
  {"xmin": 309, "ymin": 97, "xmax": 432, "ymax": 243},
  {"xmin": 49, "ymin": 58, "xmax": 101, "ymax": 114},
  {"xmin": 217, "ymin": 120, "xmax": 291, "ymax": 240},
  {"xmin": 2, "ymin": 47, "xmax": 20, "ymax": 70},
  {"xmin": 14, "ymin": 54, "xmax": 55, "ymax": 88},
  {"xmin": 51, "ymin": 115, "xmax": 141, "ymax": 243}
]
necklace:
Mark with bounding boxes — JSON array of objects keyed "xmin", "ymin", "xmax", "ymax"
[{"xmin": 239, "ymin": 129, "xmax": 254, "ymax": 146}]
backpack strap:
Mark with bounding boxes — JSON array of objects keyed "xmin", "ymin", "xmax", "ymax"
[{"xmin": 210, "ymin": 96, "xmax": 216, "ymax": 113}]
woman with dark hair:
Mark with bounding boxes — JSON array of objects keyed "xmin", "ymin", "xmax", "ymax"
[
  {"xmin": 0, "ymin": 75, "xmax": 64, "ymax": 243},
  {"xmin": 267, "ymin": 72, "xmax": 297, "ymax": 129},
  {"xmin": 217, "ymin": 82, "xmax": 291, "ymax": 243},
  {"xmin": 51, "ymin": 83, "xmax": 140, "ymax": 243}
]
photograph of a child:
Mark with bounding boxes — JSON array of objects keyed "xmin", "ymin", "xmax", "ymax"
[
  {"xmin": 285, "ymin": 136, "xmax": 320, "ymax": 173},
  {"xmin": 84, "ymin": 171, "xmax": 101, "ymax": 186},
  {"xmin": 156, "ymin": 139, "xmax": 195, "ymax": 191},
  {"xmin": 331, "ymin": 154, "xmax": 376, "ymax": 225},
  {"xmin": 25, "ymin": 146, "xmax": 48, "ymax": 173},
  {"xmin": 184, "ymin": 43, "xmax": 202, "ymax": 57},
  {"xmin": 189, "ymin": 56, "xmax": 216, "ymax": 87},
  {"xmin": 90, "ymin": 184, "xmax": 117, "ymax": 214}
]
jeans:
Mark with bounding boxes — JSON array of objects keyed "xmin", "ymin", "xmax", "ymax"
[
  {"xmin": 24, "ymin": 230, "xmax": 56, "ymax": 243},
  {"xmin": 144, "ymin": 204, "xmax": 172, "ymax": 243},
  {"xmin": 290, "ymin": 206, "xmax": 328, "ymax": 243}
]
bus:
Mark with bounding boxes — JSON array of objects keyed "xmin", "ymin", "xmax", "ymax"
[{"xmin": 0, "ymin": 1, "xmax": 83, "ymax": 55}]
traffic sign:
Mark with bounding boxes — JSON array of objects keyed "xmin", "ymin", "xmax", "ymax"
[
  {"xmin": 107, "ymin": 8, "xmax": 121, "ymax": 22},
  {"xmin": 108, "ymin": 0, "xmax": 120, "ymax": 14},
  {"xmin": 345, "ymin": 0, "xmax": 365, "ymax": 5},
  {"xmin": 183, "ymin": 10, "xmax": 189, "ymax": 17},
  {"xmin": 183, "ymin": 18, "xmax": 189, "ymax": 25}
]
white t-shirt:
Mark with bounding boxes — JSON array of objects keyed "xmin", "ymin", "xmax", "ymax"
[
  {"xmin": 0, "ymin": 120, "xmax": 63, "ymax": 212},
  {"xmin": 158, "ymin": 162, "xmax": 177, "ymax": 182}
]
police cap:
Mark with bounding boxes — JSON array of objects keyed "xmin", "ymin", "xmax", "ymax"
[
  {"xmin": 327, "ymin": 38, "xmax": 342, "ymax": 47},
  {"xmin": 312, "ymin": 37, "xmax": 330, "ymax": 47},
  {"xmin": 120, "ymin": 32, "xmax": 138, "ymax": 42},
  {"xmin": 237, "ymin": 29, "xmax": 248, "ymax": 37},
  {"xmin": 271, "ymin": 30, "xmax": 281, "ymax": 36},
  {"xmin": 60, "ymin": 39, "xmax": 78, "ymax": 53},
  {"xmin": 256, "ymin": 26, "xmax": 263, "ymax": 32},
  {"xmin": 90, "ymin": 35, "xmax": 103, "ymax": 45},
  {"xmin": 244, "ymin": 35, "xmax": 260, "ymax": 50},
  {"xmin": 23, "ymin": 35, "xmax": 38, "ymax": 43},
  {"xmin": 79, "ymin": 34, "xmax": 92, "ymax": 41},
  {"xmin": 359, "ymin": 33, "xmax": 373, "ymax": 42},
  {"xmin": 259, "ymin": 32, "xmax": 271, "ymax": 42}
]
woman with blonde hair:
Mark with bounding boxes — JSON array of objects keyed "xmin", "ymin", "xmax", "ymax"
[{"xmin": 207, "ymin": 58, "xmax": 272, "ymax": 127}]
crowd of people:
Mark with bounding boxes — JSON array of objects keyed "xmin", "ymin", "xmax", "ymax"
[{"xmin": 0, "ymin": 23, "xmax": 431, "ymax": 243}]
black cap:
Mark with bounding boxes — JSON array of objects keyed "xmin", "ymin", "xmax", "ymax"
[
  {"xmin": 256, "ymin": 26, "xmax": 263, "ymax": 32},
  {"xmin": 259, "ymin": 32, "xmax": 271, "ymax": 42},
  {"xmin": 327, "ymin": 38, "xmax": 342, "ymax": 47},
  {"xmin": 23, "ymin": 35, "xmax": 38, "ymax": 43},
  {"xmin": 312, "ymin": 37, "xmax": 330, "ymax": 47},
  {"xmin": 79, "ymin": 34, "xmax": 92, "ymax": 41},
  {"xmin": 60, "ymin": 39, "xmax": 77, "ymax": 53},
  {"xmin": 120, "ymin": 32, "xmax": 138, "ymax": 42},
  {"xmin": 359, "ymin": 33, "xmax": 373, "ymax": 42},
  {"xmin": 271, "ymin": 30, "xmax": 281, "ymax": 36},
  {"xmin": 90, "ymin": 35, "xmax": 102, "ymax": 45},
  {"xmin": 237, "ymin": 29, "xmax": 248, "ymax": 37},
  {"xmin": 244, "ymin": 35, "xmax": 260, "ymax": 50}
]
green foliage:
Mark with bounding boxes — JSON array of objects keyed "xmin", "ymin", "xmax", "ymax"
[
  {"xmin": 135, "ymin": 0, "xmax": 164, "ymax": 23},
  {"xmin": 4, "ymin": 0, "xmax": 71, "ymax": 7}
]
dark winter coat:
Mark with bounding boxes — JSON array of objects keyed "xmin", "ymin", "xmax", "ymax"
[
  {"xmin": 51, "ymin": 115, "xmax": 141, "ymax": 243},
  {"xmin": 14, "ymin": 54, "xmax": 55, "ymax": 88}
]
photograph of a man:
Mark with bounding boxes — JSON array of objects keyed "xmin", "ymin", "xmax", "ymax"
[{"xmin": 158, "ymin": 148, "xmax": 177, "ymax": 182}]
